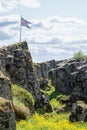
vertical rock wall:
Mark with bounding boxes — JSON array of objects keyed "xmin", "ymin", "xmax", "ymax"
[
  {"xmin": 0, "ymin": 71, "xmax": 16, "ymax": 130},
  {"xmin": 0, "ymin": 41, "xmax": 52, "ymax": 110}
]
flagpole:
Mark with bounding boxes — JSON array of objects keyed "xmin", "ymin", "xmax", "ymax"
[{"xmin": 20, "ymin": 15, "xmax": 21, "ymax": 42}]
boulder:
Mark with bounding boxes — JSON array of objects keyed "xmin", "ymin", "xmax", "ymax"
[
  {"xmin": 0, "ymin": 97, "xmax": 16, "ymax": 130},
  {"xmin": 69, "ymin": 101, "xmax": 87, "ymax": 122},
  {"xmin": 40, "ymin": 79, "xmax": 49, "ymax": 90}
]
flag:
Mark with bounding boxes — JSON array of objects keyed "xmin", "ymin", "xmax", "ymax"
[{"xmin": 21, "ymin": 17, "xmax": 31, "ymax": 28}]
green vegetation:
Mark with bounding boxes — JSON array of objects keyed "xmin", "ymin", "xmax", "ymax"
[
  {"xmin": 40, "ymin": 80, "xmax": 55, "ymax": 98},
  {"xmin": 17, "ymin": 112, "xmax": 87, "ymax": 130},
  {"xmin": 73, "ymin": 50, "xmax": 85, "ymax": 60},
  {"xmin": 16, "ymin": 80, "xmax": 87, "ymax": 130},
  {"xmin": 12, "ymin": 84, "xmax": 34, "ymax": 107},
  {"xmin": 40, "ymin": 80, "xmax": 68, "ymax": 111},
  {"xmin": 12, "ymin": 84, "xmax": 35, "ymax": 120}
]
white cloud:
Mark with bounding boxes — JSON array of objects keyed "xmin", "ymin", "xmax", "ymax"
[
  {"xmin": 19, "ymin": 0, "xmax": 41, "ymax": 8},
  {"xmin": 48, "ymin": 16, "xmax": 85, "ymax": 26},
  {"xmin": 0, "ymin": 15, "xmax": 87, "ymax": 62},
  {"xmin": 0, "ymin": 0, "xmax": 16, "ymax": 12},
  {"xmin": 0, "ymin": 0, "xmax": 41, "ymax": 12}
]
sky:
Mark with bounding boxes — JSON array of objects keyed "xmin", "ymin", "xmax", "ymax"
[{"xmin": 0, "ymin": 0, "xmax": 87, "ymax": 62}]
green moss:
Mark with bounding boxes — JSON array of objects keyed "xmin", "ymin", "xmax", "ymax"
[
  {"xmin": 40, "ymin": 80, "xmax": 70, "ymax": 112},
  {"xmin": 12, "ymin": 84, "xmax": 35, "ymax": 120},
  {"xmin": 12, "ymin": 84, "xmax": 34, "ymax": 107},
  {"xmin": 40, "ymin": 80, "xmax": 55, "ymax": 98}
]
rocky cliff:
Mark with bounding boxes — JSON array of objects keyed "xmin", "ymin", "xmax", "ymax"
[
  {"xmin": 0, "ymin": 41, "xmax": 52, "ymax": 129},
  {"xmin": 48, "ymin": 59, "xmax": 87, "ymax": 96},
  {"xmin": 34, "ymin": 55, "xmax": 87, "ymax": 122},
  {"xmin": 1, "ymin": 41, "xmax": 87, "ymax": 125},
  {"xmin": 0, "ymin": 71, "xmax": 16, "ymax": 130},
  {"xmin": 34, "ymin": 60, "xmax": 56, "ymax": 79},
  {"xmin": 48, "ymin": 58, "xmax": 87, "ymax": 121}
]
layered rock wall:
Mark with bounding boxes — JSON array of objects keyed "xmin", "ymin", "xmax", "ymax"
[
  {"xmin": 49, "ymin": 59, "xmax": 87, "ymax": 95},
  {"xmin": 35, "ymin": 60, "xmax": 56, "ymax": 79}
]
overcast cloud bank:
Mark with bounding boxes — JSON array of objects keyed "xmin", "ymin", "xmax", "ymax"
[{"xmin": 0, "ymin": 15, "xmax": 87, "ymax": 62}]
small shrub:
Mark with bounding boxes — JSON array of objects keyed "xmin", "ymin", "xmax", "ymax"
[
  {"xmin": 73, "ymin": 50, "xmax": 84, "ymax": 60},
  {"xmin": 34, "ymin": 63, "xmax": 40, "ymax": 68}
]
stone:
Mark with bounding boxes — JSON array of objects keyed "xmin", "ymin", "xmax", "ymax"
[
  {"xmin": 0, "ymin": 97, "xmax": 16, "ymax": 130},
  {"xmin": 48, "ymin": 59, "xmax": 87, "ymax": 96},
  {"xmin": 0, "ymin": 41, "xmax": 52, "ymax": 112},
  {"xmin": 40, "ymin": 79, "xmax": 49, "ymax": 90},
  {"xmin": 0, "ymin": 71, "xmax": 16, "ymax": 130},
  {"xmin": 34, "ymin": 60, "xmax": 56, "ymax": 79},
  {"xmin": 5, "ymin": 55, "xmax": 13, "ymax": 65},
  {"xmin": 0, "ymin": 76, "xmax": 12, "ymax": 100},
  {"xmin": 69, "ymin": 101, "xmax": 87, "ymax": 122}
]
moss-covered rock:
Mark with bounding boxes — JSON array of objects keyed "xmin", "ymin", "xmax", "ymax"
[
  {"xmin": 12, "ymin": 84, "xmax": 35, "ymax": 120},
  {"xmin": 13, "ymin": 103, "xmax": 30, "ymax": 120}
]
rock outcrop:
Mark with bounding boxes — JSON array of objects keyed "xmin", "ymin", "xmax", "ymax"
[
  {"xmin": 48, "ymin": 59, "xmax": 87, "ymax": 95},
  {"xmin": 0, "ymin": 71, "xmax": 16, "ymax": 130},
  {"xmin": 48, "ymin": 59, "xmax": 87, "ymax": 121},
  {"xmin": 34, "ymin": 60, "xmax": 56, "ymax": 79},
  {"xmin": 0, "ymin": 97, "xmax": 16, "ymax": 130},
  {"xmin": 69, "ymin": 101, "xmax": 87, "ymax": 122},
  {"xmin": 0, "ymin": 41, "xmax": 52, "ymax": 110},
  {"xmin": 0, "ymin": 41, "xmax": 52, "ymax": 129}
]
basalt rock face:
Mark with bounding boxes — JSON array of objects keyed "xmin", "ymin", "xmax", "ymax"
[
  {"xmin": 34, "ymin": 60, "xmax": 56, "ymax": 79},
  {"xmin": 69, "ymin": 101, "xmax": 87, "ymax": 122},
  {"xmin": 48, "ymin": 59, "xmax": 87, "ymax": 96},
  {"xmin": 0, "ymin": 42, "xmax": 52, "ymax": 111},
  {"xmin": 0, "ymin": 72, "xmax": 16, "ymax": 130},
  {"xmin": 0, "ymin": 97, "xmax": 16, "ymax": 130},
  {"xmin": 0, "ymin": 41, "xmax": 52, "ymax": 129},
  {"xmin": 48, "ymin": 59, "xmax": 87, "ymax": 121}
]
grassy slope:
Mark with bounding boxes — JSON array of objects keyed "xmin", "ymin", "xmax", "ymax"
[{"xmin": 12, "ymin": 84, "xmax": 34, "ymax": 120}]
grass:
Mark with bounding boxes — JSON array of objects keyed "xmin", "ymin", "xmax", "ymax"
[
  {"xmin": 40, "ymin": 80, "xmax": 69, "ymax": 111},
  {"xmin": 16, "ymin": 80, "xmax": 87, "ymax": 130},
  {"xmin": 17, "ymin": 112, "xmax": 87, "ymax": 130}
]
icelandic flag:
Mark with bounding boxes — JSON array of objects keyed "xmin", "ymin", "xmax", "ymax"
[{"xmin": 21, "ymin": 17, "xmax": 31, "ymax": 28}]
